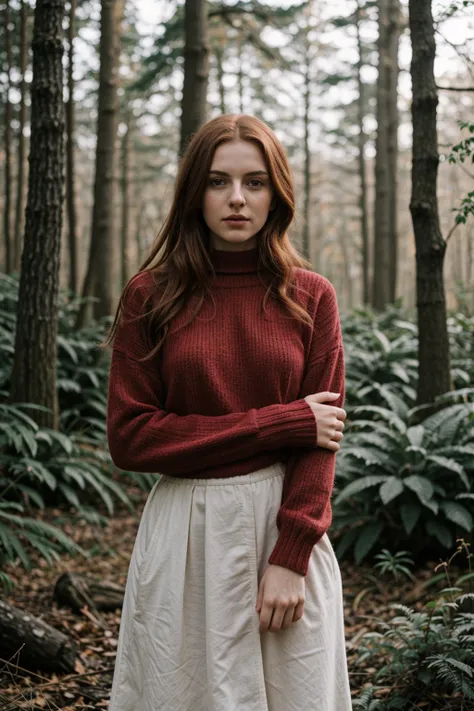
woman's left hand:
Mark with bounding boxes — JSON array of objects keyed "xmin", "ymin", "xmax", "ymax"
[{"xmin": 256, "ymin": 564, "xmax": 305, "ymax": 633}]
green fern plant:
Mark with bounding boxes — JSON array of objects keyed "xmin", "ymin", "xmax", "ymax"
[
  {"xmin": 342, "ymin": 306, "xmax": 419, "ymax": 409},
  {"xmin": 374, "ymin": 549, "xmax": 415, "ymax": 582},
  {"xmin": 0, "ymin": 500, "xmax": 86, "ymax": 573},
  {"xmin": 0, "ymin": 272, "xmax": 111, "ymax": 440},
  {"xmin": 341, "ymin": 305, "xmax": 473, "ymax": 410},
  {"xmin": 1, "ymin": 402, "xmax": 133, "ymax": 515},
  {"xmin": 448, "ymin": 311, "xmax": 474, "ymax": 385},
  {"xmin": 332, "ymin": 392, "xmax": 474, "ymax": 562},
  {"xmin": 0, "ymin": 402, "xmax": 137, "ymax": 589},
  {"xmin": 352, "ymin": 549, "xmax": 474, "ymax": 709}
]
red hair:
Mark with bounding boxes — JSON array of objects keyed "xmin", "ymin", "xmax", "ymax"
[{"xmin": 104, "ymin": 114, "xmax": 314, "ymax": 360}]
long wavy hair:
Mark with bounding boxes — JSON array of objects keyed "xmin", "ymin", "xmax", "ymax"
[{"xmin": 104, "ymin": 114, "xmax": 314, "ymax": 361}]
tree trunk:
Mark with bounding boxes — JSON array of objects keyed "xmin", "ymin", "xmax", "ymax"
[
  {"xmin": 66, "ymin": 0, "xmax": 78, "ymax": 295},
  {"xmin": 355, "ymin": 1, "xmax": 370, "ymax": 305},
  {"xmin": 340, "ymin": 209, "xmax": 354, "ymax": 309},
  {"xmin": 387, "ymin": 0, "xmax": 401, "ymax": 302},
  {"xmin": 0, "ymin": 599, "xmax": 76, "ymax": 674},
  {"xmin": 215, "ymin": 44, "xmax": 226, "ymax": 114},
  {"xmin": 53, "ymin": 572, "xmax": 125, "ymax": 614},
  {"xmin": 120, "ymin": 111, "xmax": 131, "ymax": 287},
  {"xmin": 76, "ymin": 0, "xmax": 122, "ymax": 327},
  {"xmin": 408, "ymin": 0, "xmax": 451, "ymax": 405},
  {"xmin": 237, "ymin": 36, "xmax": 244, "ymax": 114},
  {"xmin": 372, "ymin": 0, "xmax": 392, "ymax": 310},
  {"xmin": 302, "ymin": 6, "xmax": 311, "ymax": 263},
  {"xmin": 3, "ymin": 0, "xmax": 13, "ymax": 273},
  {"xmin": 14, "ymin": 0, "xmax": 29, "ymax": 272},
  {"xmin": 10, "ymin": 0, "xmax": 66, "ymax": 430},
  {"xmin": 180, "ymin": 0, "xmax": 210, "ymax": 157},
  {"xmin": 133, "ymin": 161, "xmax": 144, "ymax": 268}
]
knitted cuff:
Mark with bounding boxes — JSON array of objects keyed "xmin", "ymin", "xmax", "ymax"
[
  {"xmin": 255, "ymin": 399, "xmax": 317, "ymax": 450},
  {"xmin": 267, "ymin": 522, "xmax": 322, "ymax": 577}
]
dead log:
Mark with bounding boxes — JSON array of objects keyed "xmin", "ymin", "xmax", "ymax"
[
  {"xmin": 0, "ymin": 598, "xmax": 76, "ymax": 674},
  {"xmin": 53, "ymin": 572, "xmax": 125, "ymax": 614}
]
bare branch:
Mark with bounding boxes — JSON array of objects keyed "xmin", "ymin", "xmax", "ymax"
[
  {"xmin": 437, "ymin": 84, "xmax": 474, "ymax": 91},
  {"xmin": 446, "ymin": 221, "xmax": 460, "ymax": 243}
]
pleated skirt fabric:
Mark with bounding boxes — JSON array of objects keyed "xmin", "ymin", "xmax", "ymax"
[{"xmin": 108, "ymin": 461, "xmax": 352, "ymax": 711}]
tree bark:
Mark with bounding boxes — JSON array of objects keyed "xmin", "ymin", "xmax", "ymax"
[
  {"xmin": 387, "ymin": 0, "xmax": 401, "ymax": 302},
  {"xmin": 133, "ymin": 161, "xmax": 144, "ymax": 268},
  {"xmin": 180, "ymin": 0, "xmax": 210, "ymax": 157},
  {"xmin": 66, "ymin": 0, "xmax": 78, "ymax": 295},
  {"xmin": 76, "ymin": 0, "xmax": 122, "ymax": 327},
  {"xmin": 53, "ymin": 572, "xmax": 125, "ymax": 614},
  {"xmin": 355, "ymin": 0, "xmax": 370, "ymax": 305},
  {"xmin": 10, "ymin": 0, "xmax": 66, "ymax": 430},
  {"xmin": 214, "ymin": 44, "xmax": 226, "ymax": 114},
  {"xmin": 340, "ymin": 208, "xmax": 354, "ymax": 309},
  {"xmin": 237, "ymin": 36, "xmax": 244, "ymax": 114},
  {"xmin": 301, "ymin": 4, "xmax": 312, "ymax": 263},
  {"xmin": 3, "ymin": 0, "xmax": 13, "ymax": 273},
  {"xmin": 14, "ymin": 0, "xmax": 29, "ymax": 272},
  {"xmin": 372, "ymin": 0, "xmax": 392, "ymax": 310},
  {"xmin": 0, "ymin": 599, "xmax": 76, "ymax": 674},
  {"xmin": 120, "ymin": 111, "xmax": 131, "ymax": 287},
  {"xmin": 408, "ymin": 0, "xmax": 451, "ymax": 405}
]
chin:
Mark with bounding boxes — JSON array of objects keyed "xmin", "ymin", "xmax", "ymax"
[{"xmin": 212, "ymin": 233, "xmax": 258, "ymax": 250}]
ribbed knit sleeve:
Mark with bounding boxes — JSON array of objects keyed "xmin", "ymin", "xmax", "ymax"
[
  {"xmin": 106, "ymin": 273, "xmax": 318, "ymax": 475},
  {"xmin": 267, "ymin": 278, "xmax": 345, "ymax": 576}
]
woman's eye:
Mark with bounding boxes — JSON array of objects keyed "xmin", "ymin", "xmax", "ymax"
[{"xmin": 208, "ymin": 178, "xmax": 265, "ymax": 188}]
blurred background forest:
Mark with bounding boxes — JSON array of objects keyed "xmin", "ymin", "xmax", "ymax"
[
  {"xmin": 4, "ymin": 0, "xmax": 474, "ymax": 311},
  {"xmin": 1, "ymin": 0, "xmax": 474, "ymax": 709}
]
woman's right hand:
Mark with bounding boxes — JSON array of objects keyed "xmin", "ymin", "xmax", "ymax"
[{"xmin": 303, "ymin": 392, "xmax": 346, "ymax": 452}]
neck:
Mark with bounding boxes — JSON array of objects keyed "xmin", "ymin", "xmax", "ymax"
[{"xmin": 210, "ymin": 245, "xmax": 259, "ymax": 274}]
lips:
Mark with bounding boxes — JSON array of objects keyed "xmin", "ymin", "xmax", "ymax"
[{"xmin": 224, "ymin": 217, "xmax": 249, "ymax": 221}]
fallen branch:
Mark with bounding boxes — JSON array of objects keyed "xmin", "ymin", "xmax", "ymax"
[{"xmin": 0, "ymin": 599, "xmax": 76, "ymax": 674}]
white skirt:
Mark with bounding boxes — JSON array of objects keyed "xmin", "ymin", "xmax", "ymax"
[{"xmin": 108, "ymin": 462, "xmax": 352, "ymax": 711}]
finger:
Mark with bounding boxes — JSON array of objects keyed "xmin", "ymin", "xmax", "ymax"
[
  {"xmin": 336, "ymin": 407, "xmax": 347, "ymax": 421},
  {"xmin": 282, "ymin": 605, "xmax": 296, "ymax": 630},
  {"xmin": 269, "ymin": 603, "xmax": 286, "ymax": 633},
  {"xmin": 324, "ymin": 440, "xmax": 341, "ymax": 452},
  {"xmin": 331, "ymin": 430, "xmax": 344, "ymax": 442},
  {"xmin": 313, "ymin": 391, "xmax": 340, "ymax": 402},
  {"xmin": 256, "ymin": 580, "xmax": 264, "ymax": 613},
  {"xmin": 335, "ymin": 420, "xmax": 345, "ymax": 432},
  {"xmin": 259, "ymin": 602, "xmax": 275, "ymax": 633},
  {"xmin": 293, "ymin": 600, "xmax": 305, "ymax": 623}
]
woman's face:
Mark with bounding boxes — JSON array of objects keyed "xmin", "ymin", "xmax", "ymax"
[{"xmin": 202, "ymin": 139, "xmax": 275, "ymax": 251}]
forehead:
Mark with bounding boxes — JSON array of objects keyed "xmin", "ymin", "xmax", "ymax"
[{"xmin": 210, "ymin": 140, "xmax": 267, "ymax": 171}]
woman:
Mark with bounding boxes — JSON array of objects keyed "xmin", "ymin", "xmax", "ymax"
[{"xmin": 106, "ymin": 114, "xmax": 352, "ymax": 711}]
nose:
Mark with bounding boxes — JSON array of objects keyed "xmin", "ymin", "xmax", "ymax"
[{"xmin": 229, "ymin": 182, "xmax": 245, "ymax": 207}]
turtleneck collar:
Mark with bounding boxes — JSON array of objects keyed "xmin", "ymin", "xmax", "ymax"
[{"xmin": 210, "ymin": 246, "xmax": 259, "ymax": 274}]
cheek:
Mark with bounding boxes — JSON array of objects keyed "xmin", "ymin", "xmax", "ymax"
[
  {"xmin": 256, "ymin": 193, "xmax": 272, "ymax": 217},
  {"xmin": 202, "ymin": 193, "xmax": 212, "ymax": 222},
  {"xmin": 202, "ymin": 191, "xmax": 217, "ymax": 224}
]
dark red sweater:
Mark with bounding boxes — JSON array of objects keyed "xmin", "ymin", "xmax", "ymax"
[{"xmin": 107, "ymin": 247, "xmax": 345, "ymax": 576}]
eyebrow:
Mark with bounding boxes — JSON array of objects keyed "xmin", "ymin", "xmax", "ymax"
[{"xmin": 208, "ymin": 170, "xmax": 269, "ymax": 177}]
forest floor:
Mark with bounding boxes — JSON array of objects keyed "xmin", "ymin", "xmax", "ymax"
[{"xmin": 0, "ymin": 479, "xmax": 463, "ymax": 711}]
